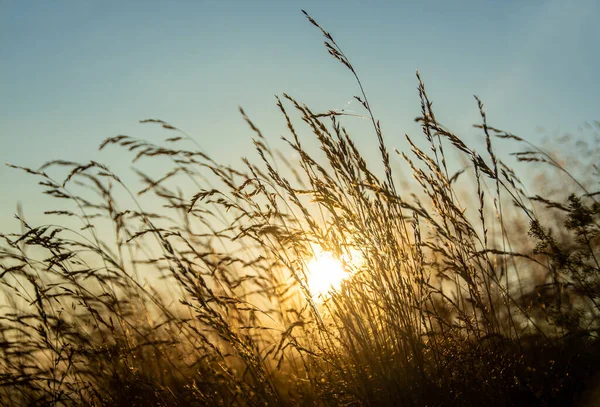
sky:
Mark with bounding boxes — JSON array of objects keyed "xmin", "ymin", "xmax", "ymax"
[{"xmin": 1, "ymin": 0, "xmax": 599, "ymax": 230}]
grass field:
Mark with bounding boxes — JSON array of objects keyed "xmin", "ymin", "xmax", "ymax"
[{"xmin": 1, "ymin": 12, "xmax": 600, "ymax": 406}]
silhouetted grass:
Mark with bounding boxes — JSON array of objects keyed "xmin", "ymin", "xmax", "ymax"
[{"xmin": 1, "ymin": 11, "xmax": 600, "ymax": 407}]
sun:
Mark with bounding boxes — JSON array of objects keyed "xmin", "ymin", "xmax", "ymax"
[{"xmin": 306, "ymin": 249, "xmax": 348, "ymax": 298}]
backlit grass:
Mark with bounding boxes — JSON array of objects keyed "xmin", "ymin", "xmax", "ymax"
[{"xmin": 1, "ymin": 11, "xmax": 600, "ymax": 406}]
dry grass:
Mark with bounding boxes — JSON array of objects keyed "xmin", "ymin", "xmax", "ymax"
[{"xmin": 1, "ymin": 12, "xmax": 600, "ymax": 406}]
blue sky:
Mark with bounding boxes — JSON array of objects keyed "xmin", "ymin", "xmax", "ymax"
[{"xmin": 1, "ymin": 0, "xmax": 599, "ymax": 228}]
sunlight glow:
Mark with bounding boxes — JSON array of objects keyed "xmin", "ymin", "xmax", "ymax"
[{"xmin": 306, "ymin": 250, "xmax": 348, "ymax": 298}]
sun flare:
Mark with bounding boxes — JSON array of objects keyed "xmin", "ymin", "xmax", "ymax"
[{"xmin": 306, "ymin": 250, "xmax": 348, "ymax": 298}]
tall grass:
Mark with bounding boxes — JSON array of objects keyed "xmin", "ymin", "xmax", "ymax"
[{"xmin": 1, "ymin": 12, "xmax": 600, "ymax": 406}]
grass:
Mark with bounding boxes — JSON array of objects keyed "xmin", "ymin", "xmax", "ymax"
[{"xmin": 1, "ymin": 11, "xmax": 600, "ymax": 406}]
